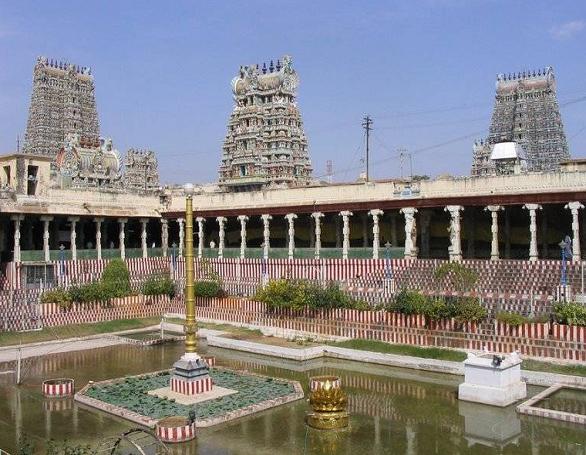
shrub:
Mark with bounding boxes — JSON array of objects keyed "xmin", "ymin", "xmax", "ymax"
[
  {"xmin": 391, "ymin": 289, "xmax": 429, "ymax": 315},
  {"xmin": 67, "ymin": 282, "xmax": 109, "ymax": 303},
  {"xmin": 254, "ymin": 279, "xmax": 366, "ymax": 311},
  {"xmin": 41, "ymin": 288, "xmax": 72, "ymax": 309},
  {"xmin": 255, "ymin": 279, "xmax": 300, "ymax": 310},
  {"xmin": 453, "ymin": 297, "xmax": 487, "ymax": 323},
  {"xmin": 423, "ymin": 297, "xmax": 457, "ymax": 321},
  {"xmin": 143, "ymin": 275, "xmax": 175, "ymax": 298},
  {"xmin": 194, "ymin": 280, "xmax": 222, "ymax": 298},
  {"xmin": 433, "ymin": 262, "xmax": 478, "ymax": 293},
  {"xmin": 101, "ymin": 259, "xmax": 131, "ymax": 297},
  {"xmin": 553, "ymin": 302, "xmax": 586, "ymax": 326},
  {"xmin": 496, "ymin": 312, "xmax": 528, "ymax": 327}
]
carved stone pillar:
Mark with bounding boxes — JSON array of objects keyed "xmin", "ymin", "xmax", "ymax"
[
  {"xmin": 140, "ymin": 218, "xmax": 149, "ymax": 258},
  {"xmin": 565, "ymin": 202, "xmax": 585, "ymax": 262},
  {"xmin": 118, "ymin": 218, "xmax": 127, "ymax": 260},
  {"xmin": 261, "ymin": 214, "xmax": 272, "ymax": 260},
  {"xmin": 40, "ymin": 216, "xmax": 53, "ymax": 262},
  {"xmin": 238, "ymin": 215, "xmax": 249, "ymax": 259},
  {"xmin": 311, "ymin": 212, "xmax": 324, "ymax": 259},
  {"xmin": 161, "ymin": 219, "xmax": 169, "ymax": 257},
  {"xmin": 523, "ymin": 204, "xmax": 542, "ymax": 262},
  {"xmin": 400, "ymin": 208, "xmax": 418, "ymax": 259},
  {"xmin": 445, "ymin": 205, "xmax": 464, "ymax": 261},
  {"xmin": 285, "ymin": 213, "xmax": 297, "ymax": 260},
  {"xmin": 176, "ymin": 218, "xmax": 185, "ymax": 258},
  {"xmin": 484, "ymin": 206, "xmax": 503, "ymax": 260},
  {"xmin": 339, "ymin": 211, "xmax": 353, "ymax": 260},
  {"xmin": 216, "ymin": 217, "xmax": 227, "ymax": 259},
  {"xmin": 68, "ymin": 217, "xmax": 79, "ymax": 261},
  {"xmin": 195, "ymin": 217, "xmax": 205, "ymax": 259},
  {"xmin": 419, "ymin": 210, "xmax": 432, "ymax": 258},
  {"xmin": 94, "ymin": 217, "xmax": 103, "ymax": 260},
  {"xmin": 11, "ymin": 215, "xmax": 24, "ymax": 263},
  {"xmin": 369, "ymin": 209, "xmax": 384, "ymax": 259}
]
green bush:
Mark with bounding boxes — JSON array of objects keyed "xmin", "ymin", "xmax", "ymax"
[
  {"xmin": 194, "ymin": 280, "xmax": 223, "ymax": 298},
  {"xmin": 101, "ymin": 259, "xmax": 131, "ymax": 297},
  {"xmin": 553, "ymin": 302, "xmax": 586, "ymax": 326},
  {"xmin": 496, "ymin": 312, "xmax": 528, "ymax": 327},
  {"xmin": 391, "ymin": 289, "xmax": 429, "ymax": 315},
  {"xmin": 255, "ymin": 279, "xmax": 300, "ymax": 310},
  {"xmin": 433, "ymin": 262, "xmax": 479, "ymax": 292},
  {"xmin": 41, "ymin": 288, "xmax": 72, "ymax": 309},
  {"xmin": 254, "ymin": 279, "xmax": 365, "ymax": 311},
  {"xmin": 143, "ymin": 275, "xmax": 175, "ymax": 298},
  {"xmin": 454, "ymin": 297, "xmax": 487, "ymax": 323},
  {"xmin": 423, "ymin": 297, "xmax": 457, "ymax": 321},
  {"xmin": 67, "ymin": 282, "xmax": 109, "ymax": 303}
]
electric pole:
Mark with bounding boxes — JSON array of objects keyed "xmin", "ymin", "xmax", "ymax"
[{"xmin": 362, "ymin": 115, "xmax": 373, "ymax": 182}]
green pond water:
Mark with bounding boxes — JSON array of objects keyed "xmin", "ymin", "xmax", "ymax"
[{"xmin": 1, "ymin": 339, "xmax": 585, "ymax": 454}]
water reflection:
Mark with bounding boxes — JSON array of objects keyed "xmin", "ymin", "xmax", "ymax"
[{"xmin": 0, "ymin": 341, "xmax": 585, "ymax": 454}]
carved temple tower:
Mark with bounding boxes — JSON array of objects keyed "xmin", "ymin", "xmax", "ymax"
[
  {"xmin": 471, "ymin": 67, "xmax": 570, "ymax": 176},
  {"xmin": 23, "ymin": 57, "xmax": 100, "ymax": 157},
  {"xmin": 219, "ymin": 55, "xmax": 313, "ymax": 191}
]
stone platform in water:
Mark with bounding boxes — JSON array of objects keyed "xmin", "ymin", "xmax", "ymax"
[
  {"xmin": 75, "ymin": 368, "xmax": 303, "ymax": 428},
  {"xmin": 148, "ymin": 384, "xmax": 236, "ymax": 405}
]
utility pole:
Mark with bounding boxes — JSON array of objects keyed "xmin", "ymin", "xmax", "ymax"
[{"xmin": 362, "ymin": 115, "xmax": 373, "ymax": 182}]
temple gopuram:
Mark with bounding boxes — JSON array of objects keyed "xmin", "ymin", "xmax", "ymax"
[{"xmin": 219, "ymin": 55, "xmax": 313, "ymax": 191}]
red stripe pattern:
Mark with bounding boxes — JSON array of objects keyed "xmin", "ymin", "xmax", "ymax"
[
  {"xmin": 170, "ymin": 376, "xmax": 213, "ymax": 395},
  {"xmin": 42, "ymin": 378, "xmax": 74, "ymax": 397},
  {"xmin": 155, "ymin": 420, "xmax": 196, "ymax": 443}
]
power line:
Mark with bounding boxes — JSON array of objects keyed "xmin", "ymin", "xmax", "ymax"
[{"xmin": 315, "ymin": 128, "xmax": 486, "ymax": 180}]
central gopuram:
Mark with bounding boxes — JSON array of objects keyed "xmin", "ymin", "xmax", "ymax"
[
  {"xmin": 219, "ymin": 55, "xmax": 313, "ymax": 191},
  {"xmin": 170, "ymin": 183, "xmax": 213, "ymax": 396}
]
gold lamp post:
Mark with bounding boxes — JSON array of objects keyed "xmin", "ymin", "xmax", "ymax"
[
  {"xmin": 169, "ymin": 183, "xmax": 212, "ymax": 396},
  {"xmin": 183, "ymin": 183, "xmax": 196, "ymax": 354}
]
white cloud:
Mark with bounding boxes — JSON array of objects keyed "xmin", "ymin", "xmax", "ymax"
[{"xmin": 550, "ymin": 20, "xmax": 585, "ymax": 40}]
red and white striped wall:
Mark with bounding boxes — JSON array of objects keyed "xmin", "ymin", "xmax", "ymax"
[
  {"xmin": 42, "ymin": 378, "xmax": 74, "ymax": 397},
  {"xmin": 155, "ymin": 419, "xmax": 196, "ymax": 443},
  {"xmin": 170, "ymin": 376, "xmax": 213, "ymax": 395}
]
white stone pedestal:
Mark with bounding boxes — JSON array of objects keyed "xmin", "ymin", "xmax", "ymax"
[{"xmin": 458, "ymin": 352, "xmax": 526, "ymax": 407}]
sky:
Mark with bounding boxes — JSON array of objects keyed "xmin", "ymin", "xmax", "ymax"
[{"xmin": 0, "ymin": 0, "xmax": 585, "ymax": 185}]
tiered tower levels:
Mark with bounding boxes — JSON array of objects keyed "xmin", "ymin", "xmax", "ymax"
[
  {"xmin": 471, "ymin": 67, "xmax": 570, "ymax": 176},
  {"xmin": 219, "ymin": 55, "xmax": 312, "ymax": 191},
  {"xmin": 23, "ymin": 57, "xmax": 100, "ymax": 157}
]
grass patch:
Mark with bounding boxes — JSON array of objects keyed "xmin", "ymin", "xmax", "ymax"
[
  {"xmin": 522, "ymin": 359, "xmax": 586, "ymax": 378},
  {"xmin": 0, "ymin": 317, "xmax": 162, "ymax": 347},
  {"xmin": 327, "ymin": 339, "xmax": 467, "ymax": 362},
  {"xmin": 196, "ymin": 321, "xmax": 263, "ymax": 337}
]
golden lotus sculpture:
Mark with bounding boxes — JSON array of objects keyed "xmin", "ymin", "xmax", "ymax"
[{"xmin": 306, "ymin": 376, "xmax": 349, "ymax": 430}]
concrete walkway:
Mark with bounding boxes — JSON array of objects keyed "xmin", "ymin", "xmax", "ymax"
[{"xmin": 0, "ymin": 326, "xmax": 162, "ymax": 363}]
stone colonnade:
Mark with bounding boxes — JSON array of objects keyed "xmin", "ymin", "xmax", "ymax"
[
  {"xmin": 7, "ymin": 201, "xmax": 585, "ymax": 262},
  {"xmin": 189, "ymin": 201, "xmax": 585, "ymax": 262},
  {"xmin": 9, "ymin": 215, "xmax": 171, "ymax": 263}
]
